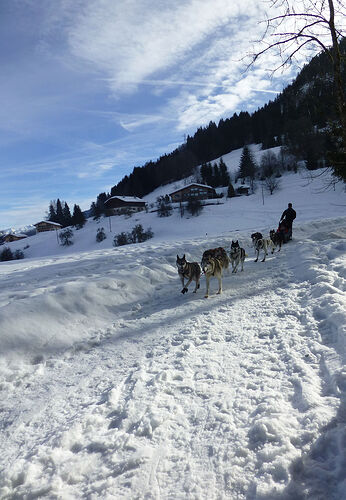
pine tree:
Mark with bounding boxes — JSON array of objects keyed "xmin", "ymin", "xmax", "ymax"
[
  {"xmin": 90, "ymin": 201, "xmax": 102, "ymax": 220},
  {"xmin": 219, "ymin": 158, "xmax": 230, "ymax": 186},
  {"xmin": 63, "ymin": 202, "xmax": 72, "ymax": 227},
  {"xmin": 96, "ymin": 193, "xmax": 109, "ymax": 217},
  {"xmin": 213, "ymin": 163, "xmax": 221, "ymax": 187},
  {"xmin": 56, "ymin": 199, "xmax": 64, "ymax": 226},
  {"xmin": 204, "ymin": 162, "xmax": 213, "ymax": 186},
  {"xmin": 227, "ymin": 183, "xmax": 236, "ymax": 198},
  {"xmin": 239, "ymin": 146, "xmax": 257, "ymax": 182},
  {"xmin": 72, "ymin": 204, "xmax": 86, "ymax": 229},
  {"xmin": 47, "ymin": 201, "xmax": 57, "ymax": 222}
]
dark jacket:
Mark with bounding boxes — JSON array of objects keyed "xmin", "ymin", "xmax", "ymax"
[{"xmin": 280, "ymin": 207, "xmax": 296, "ymax": 225}]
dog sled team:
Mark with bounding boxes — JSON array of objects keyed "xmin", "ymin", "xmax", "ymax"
[{"xmin": 177, "ymin": 203, "xmax": 296, "ymax": 298}]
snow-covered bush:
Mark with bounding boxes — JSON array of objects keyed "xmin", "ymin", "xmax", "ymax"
[
  {"xmin": 131, "ymin": 224, "xmax": 153, "ymax": 243},
  {"xmin": 14, "ymin": 249, "xmax": 24, "ymax": 259},
  {"xmin": 113, "ymin": 225, "xmax": 154, "ymax": 247},
  {"xmin": 156, "ymin": 196, "xmax": 172, "ymax": 217},
  {"xmin": 59, "ymin": 228, "xmax": 74, "ymax": 246},
  {"xmin": 113, "ymin": 232, "xmax": 130, "ymax": 246},
  {"xmin": 186, "ymin": 197, "xmax": 203, "ymax": 216},
  {"xmin": 96, "ymin": 227, "xmax": 107, "ymax": 242},
  {"xmin": 0, "ymin": 247, "xmax": 13, "ymax": 261}
]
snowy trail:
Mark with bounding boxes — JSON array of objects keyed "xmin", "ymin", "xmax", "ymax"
[{"xmin": 1, "ymin": 219, "xmax": 346, "ymax": 499}]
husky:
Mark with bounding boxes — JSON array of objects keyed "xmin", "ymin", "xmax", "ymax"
[
  {"xmin": 251, "ymin": 232, "xmax": 273, "ymax": 262},
  {"xmin": 201, "ymin": 247, "xmax": 229, "ymax": 298},
  {"xmin": 251, "ymin": 232, "xmax": 263, "ymax": 246},
  {"xmin": 176, "ymin": 255, "xmax": 201, "ymax": 294},
  {"xmin": 269, "ymin": 229, "xmax": 284, "ymax": 253},
  {"xmin": 229, "ymin": 240, "xmax": 246, "ymax": 273}
]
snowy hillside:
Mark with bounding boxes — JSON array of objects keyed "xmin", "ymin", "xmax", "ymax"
[
  {"xmin": 143, "ymin": 144, "xmax": 279, "ymax": 203},
  {"xmin": 0, "ymin": 166, "xmax": 346, "ymax": 499}
]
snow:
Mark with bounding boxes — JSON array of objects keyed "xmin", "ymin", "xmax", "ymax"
[
  {"xmin": 169, "ymin": 183, "xmax": 215, "ymax": 194},
  {"xmin": 34, "ymin": 221, "xmax": 62, "ymax": 227},
  {"xmin": 0, "ymin": 164, "xmax": 346, "ymax": 499},
  {"xmin": 106, "ymin": 196, "xmax": 144, "ymax": 203}
]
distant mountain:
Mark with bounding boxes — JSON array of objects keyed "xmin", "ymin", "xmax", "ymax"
[
  {"xmin": 100, "ymin": 40, "xmax": 346, "ymax": 201},
  {"xmin": 0, "ymin": 225, "xmax": 36, "ymax": 239}
]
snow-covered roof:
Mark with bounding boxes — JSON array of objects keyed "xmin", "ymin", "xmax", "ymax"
[
  {"xmin": 106, "ymin": 196, "xmax": 145, "ymax": 203},
  {"xmin": 169, "ymin": 183, "xmax": 215, "ymax": 195},
  {"xmin": 34, "ymin": 221, "xmax": 62, "ymax": 227},
  {"xmin": 4, "ymin": 233, "xmax": 27, "ymax": 239}
]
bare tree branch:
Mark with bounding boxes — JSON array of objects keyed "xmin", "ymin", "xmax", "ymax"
[{"xmin": 247, "ymin": 0, "xmax": 346, "ymax": 181}]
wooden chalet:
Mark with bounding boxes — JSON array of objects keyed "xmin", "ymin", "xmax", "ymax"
[
  {"xmin": 34, "ymin": 221, "xmax": 62, "ymax": 233},
  {"xmin": 104, "ymin": 196, "xmax": 146, "ymax": 215},
  {"xmin": 169, "ymin": 183, "xmax": 216, "ymax": 203},
  {"xmin": 236, "ymin": 185, "xmax": 250, "ymax": 196},
  {"xmin": 3, "ymin": 233, "xmax": 27, "ymax": 243}
]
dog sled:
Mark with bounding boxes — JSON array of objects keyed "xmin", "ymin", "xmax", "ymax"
[{"xmin": 277, "ymin": 222, "xmax": 292, "ymax": 243}]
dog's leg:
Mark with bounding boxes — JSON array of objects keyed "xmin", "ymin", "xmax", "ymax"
[
  {"xmin": 179, "ymin": 273, "xmax": 187, "ymax": 294},
  {"xmin": 241, "ymin": 258, "xmax": 244, "ymax": 271},
  {"xmin": 182, "ymin": 276, "xmax": 193, "ymax": 294},
  {"xmin": 205, "ymin": 275, "xmax": 210, "ymax": 298},
  {"xmin": 254, "ymin": 248, "xmax": 259, "ymax": 262},
  {"xmin": 193, "ymin": 278, "xmax": 200, "ymax": 293},
  {"xmin": 217, "ymin": 275, "xmax": 222, "ymax": 294},
  {"xmin": 261, "ymin": 242, "xmax": 267, "ymax": 262}
]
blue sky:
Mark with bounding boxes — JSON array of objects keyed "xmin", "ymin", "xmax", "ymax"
[{"xmin": 0, "ymin": 0, "xmax": 302, "ymax": 230}]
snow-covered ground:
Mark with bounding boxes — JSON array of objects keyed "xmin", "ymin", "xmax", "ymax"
[{"xmin": 0, "ymin": 167, "xmax": 346, "ymax": 499}]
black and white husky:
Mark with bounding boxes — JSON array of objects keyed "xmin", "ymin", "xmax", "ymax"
[
  {"xmin": 251, "ymin": 232, "xmax": 273, "ymax": 262},
  {"xmin": 229, "ymin": 240, "xmax": 246, "ymax": 273},
  {"xmin": 176, "ymin": 255, "xmax": 201, "ymax": 294}
]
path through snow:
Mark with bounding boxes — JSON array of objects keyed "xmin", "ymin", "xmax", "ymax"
[{"xmin": 0, "ymin": 218, "xmax": 346, "ymax": 499}]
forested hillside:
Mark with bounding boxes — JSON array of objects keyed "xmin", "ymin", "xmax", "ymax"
[{"xmin": 97, "ymin": 39, "xmax": 346, "ymax": 201}]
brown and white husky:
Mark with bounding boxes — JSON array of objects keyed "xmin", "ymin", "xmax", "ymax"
[{"xmin": 201, "ymin": 247, "xmax": 229, "ymax": 298}]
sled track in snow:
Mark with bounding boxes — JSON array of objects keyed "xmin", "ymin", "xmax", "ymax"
[{"xmin": 1, "ymin": 224, "xmax": 345, "ymax": 499}]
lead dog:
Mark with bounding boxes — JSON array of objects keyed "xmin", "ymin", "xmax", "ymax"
[
  {"xmin": 229, "ymin": 240, "xmax": 246, "ymax": 273},
  {"xmin": 176, "ymin": 255, "xmax": 201, "ymax": 294},
  {"xmin": 201, "ymin": 247, "xmax": 229, "ymax": 298}
]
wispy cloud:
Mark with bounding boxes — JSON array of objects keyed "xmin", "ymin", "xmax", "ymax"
[
  {"xmin": 105, "ymin": 77, "xmax": 281, "ymax": 94},
  {"xmin": 0, "ymin": 0, "xmax": 310, "ymax": 228}
]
